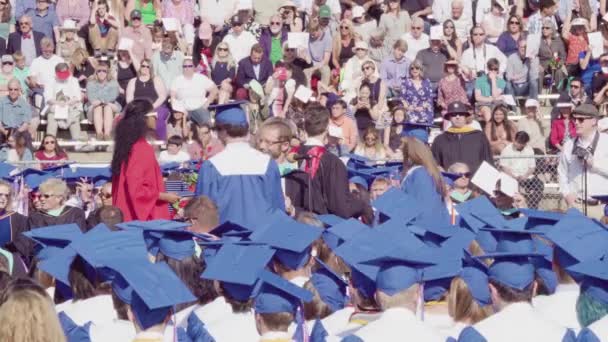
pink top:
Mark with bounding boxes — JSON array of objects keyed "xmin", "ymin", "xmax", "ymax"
[
  {"xmin": 163, "ymin": 0, "xmax": 195, "ymax": 25},
  {"xmin": 56, "ymin": 0, "xmax": 90, "ymax": 28},
  {"xmin": 123, "ymin": 26, "xmax": 153, "ymax": 62},
  {"xmin": 34, "ymin": 150, "xmax": 69, "ymax": 170}
]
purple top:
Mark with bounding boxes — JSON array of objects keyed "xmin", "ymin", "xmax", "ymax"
[
  {"xmin": 380, "ymin": 55, "xmax": 410, "ymax": 90},
  {"xmin": 163, "ymin": 0, "xmax": 195, "ymax": 25},
  {"xmin": 400, "ymin": 78, "xmax": 434, "ymax": 124}
]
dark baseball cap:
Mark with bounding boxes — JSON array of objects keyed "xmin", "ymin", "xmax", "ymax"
[
  {"xmin": 230, "ymin": 15, "xmax": 243, "ymax": 26},
  {"xmin": 130, "ymin": 9, "xmax": 142, "ymax": 19}
]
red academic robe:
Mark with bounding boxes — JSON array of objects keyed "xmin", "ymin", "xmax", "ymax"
[{"xmin": 112, "ymin": 139, "xmax": 169, "ymax": 222}]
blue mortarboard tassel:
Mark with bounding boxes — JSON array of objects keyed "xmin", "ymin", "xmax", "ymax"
[
  {"xmin": 58, "ymin": 312, "xmax": 92, "ymax": 342},
  {"xmin": 186, "ymin": 312, "xmax": 216, "ymax": 342},
  {"xmin": 309, "ymin": 319, "xmax": 328, "ymax": 342}
]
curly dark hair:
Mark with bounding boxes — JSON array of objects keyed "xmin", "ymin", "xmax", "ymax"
[{"xmin": 110, "ymin": 99, "xmax": 152, "ymax": 176}]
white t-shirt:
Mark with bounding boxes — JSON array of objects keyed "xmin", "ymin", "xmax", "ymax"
[
  {"xmin": 401, "ymin": 32, "xmax": 430, "ymax": 62},
  {"xmin": 170, "ymin": 74, "xmax": 215, "ymax": 111},
  {"xmin": 30, "ymin": 55, "xmax": 65, "ymax": 88},
  {"xmin": 159, "ymin": 150, "xmax": 191, "ymax": 164},
  {"xmin": 222, "ymin": 31, "xmax": 258, "ymax": 64}
]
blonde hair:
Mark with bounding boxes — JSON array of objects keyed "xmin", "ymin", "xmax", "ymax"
[
  {"xmin": 39, "ymin": 178, "xmax": 70, "ymax": 202},
  {"xmin": 70, "ymin": 48, "xmax": 89, "ymax": 71},
  {"xmin": 0, "ymin": 289, "xmax": 66, "ymax": 342},
  {"xmin": 212, "ymin": 43, "xmax": 236, "ymax": 69},
  {"xmin": 447, "ymin": 277, "xmax": 493, "ymax": 324},
  {"xmin": 302, "ymin": 279, "xmax": 332, "ymax": 320},
  {"xmin": 376, "ymin": 283, "xmax": 419, "ymax": 311},
  {"xmin": 0, "ymin": 180, "xmax": 12, "ymax": 210}
]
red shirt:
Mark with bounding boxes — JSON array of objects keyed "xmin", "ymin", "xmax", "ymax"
[
  {"xmin": 34, "ymin": 151, "xmax": 68, "ymax": 170},
  {"xmin": 112, "ymin": 139, "xmax": 169, "ymax": 221}
]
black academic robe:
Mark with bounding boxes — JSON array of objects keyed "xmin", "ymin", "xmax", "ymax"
[
  {"xmin": 284, "ymin": 170, "xmax": 326, "ymax": 215},
  {"xmin": 0, "ymin": 212, "xmax": 29, "ymax": 274},
  {"xmin": 298, "ymin": 145, "xmax": 372, "ymax": 220}
]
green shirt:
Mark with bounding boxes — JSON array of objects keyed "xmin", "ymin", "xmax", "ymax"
[
  {"xmin": 13, "ymin": 67, "xmax": 30, "ymax": 93},
  {"xmin": 474, "ymin": 74, "xmax": 506, "ymax": 98},
  {"xmin": 270, "ymin": 36, "xmax": 283, "ymax": 66}
]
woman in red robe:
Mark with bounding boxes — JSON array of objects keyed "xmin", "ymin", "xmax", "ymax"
[{"xmin": 111, "ymin": 99, "xmax": 179, "ymax": 221}]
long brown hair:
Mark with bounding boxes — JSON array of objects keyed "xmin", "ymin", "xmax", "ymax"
[
  {"xmin": 447, "ymin": 277, "xmax": 493, "ymax": 324},
  {"xmin": 489, "ymin": 105, "xmax": 514, "ymax": 142},
  {"xmin": 401, "ymin": 136, "xmax": 444, "ymax": 196}
]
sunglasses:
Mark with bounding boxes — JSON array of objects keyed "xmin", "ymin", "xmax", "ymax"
[
  {"xmin": 542, "ymin": 26, "xmax": 552, "ymax": 30},
  {"xmin": 570, "ymin": 84, "xmax": 581, "ymax": 89},
  {"xmin": 412, "ymin": 27, "xmax": 422, "ymax": 30},
  {"xmin": 8, "ymin": 88, "xmax": 19, "ymax": 91},
  {"xmin": 270, "ymin": 21, "xmax": 282, "ymax": 26},
  {"xmin": 446, "ymin": 112, "xmax": 469, "ymax": 119},
  {"xmin": 410, "ymin": 66, "xmax": 420, "ymax": 70},
  {"xmin": 457, "ymin": 172, "xmax": 472, "ymax": 178},
  {"xmin": 573, "ymin": 117, "xmax": 591, "ymax": 123},
  {"xmin": 489, "ymin": 68, "xmax": 499, "ymax": 72},
  {"xmin": 217, "ymin": 47, "xmax": 228, "ymax": 51},
  {"xmin": 2, "ymin": 62, "xmax": 12, "ymax": 65},
  {"xmin": 41, "ymin": 194, "xmax": 56, "ymax": 199},
  {"xmin": 43, "ymin": 140, "xmax": 56, "ymax": 145},
  {"xmin": 340, "ymin": 25, "xmax": 349, "ymax": 29},
  {"xmin": 363, "ymin": 66, "xmax": 374, "ymax": 71},
  {"xmin": 473, "ymin": 32, "xmax": 485, "ymax": 36},
  {"xmin": 19, "ymin": 22, "xmax": 30, "ymax": 26},
  {"xmin": 183, "ymin": 65, "xmax": 194, "ymax": 68},
  {"xmin": 140, "ymin": 64, "xmax": 150, "ymax": 69},
  {"xmin": 509, "ymin": 21, "xmax": 520, "ymax": 25}
]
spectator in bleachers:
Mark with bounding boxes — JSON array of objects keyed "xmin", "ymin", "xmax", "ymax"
[
  {"xmin": 34, "ymin": 134, "xmax": 67, "ymax": 170},
  {"xmin": 505, "ymin": 38, "xmax": 539, "ymax": 99},
  {"xmin": 279, "ymin": 1, "xmax": 302, "ymax": 32},
  {"xmin": 25, "ymin": 0, "xmax": 59, "ymax": 41},
  {"xmin": 496, "ymin": 14, "xmax": 523, "ymax": 57},
  {"xmin": 222, "ymin": 14, "xmax": 258, "ymax": 65},
  {"xmin": 159, "ymin": 135, "xmax": 190, "ymax": 164},
  {"xmin": 416, "ymin": 34, "xmax": 448, "ymax": 92},
  {"xmin": 550, "ymin": 100, "xmax": 576, "ymax": 152},
  {"xmin": 447, "ymin": 0, "xmax": 472, "ymax": 45},
  {"xmin": 379, "ymin": 39, "xmax": 409, "ymax": 98},
  {"xmin": 115, "ymin": 49, "xmax": 138, "ymax": 106},
  {"xmin": 125, "ymin": 58, "xmax": 169, "ymax": 139},
  {"xmin": 562, "ymin": 16, "xmax": 589, "ymax": 77},
  {"xmin": 442, "ymin": 19, "xmax": 461, "ymax": 60},
  {"xmin": 481, "ymin": 0, "xmax": 507, "ymax": 44},
  {"xmin": 166, "ymin": 101, "xmax": 189, "ymax": 139},
  {"xmin": 368, "ymin": 29, "xmax": 391, "ymax": 65},
  {"xmin": 86, "ymin": 61, "xmax": 120, "ymax": 141},
  {"xmin": 329, "ymin": 99, "xmax": 357, "ymax": 152},
  {"xmin": 437, "ymin": 60, "xmax": 468, "ymax": 117},
  {"xmin": 591, "ymin": 53, "xmax": 608, "ymax": 101},
  {"xmin": 6, "ymin": 131, "xmax": 33, "ymax": 163},
  {"xmin": 28, "ymin": 37, "xmax": 63, "ymax": 112},
  {"xmin": 401, "ymin": 59, "xmax": 433, "ymax": 124},
  {"xmin": 152, "ymin": 37, "xmax": 184, "ymax": 90},
  {"xmin": 55, "ymin": 0, "xmax": 90, "ymax": 30},
  {"xmin": 259, "ymin": 14, "xmax": 287, "ymax": 65},
  {"xmin": 400, "ymin": 17, "xmax": 428, "ymax": 62},
  {"xmin": 526, "ymin": 0, "xmax": 558, "ymax": 36},
  {"xmin": 235, "ymin": 44, "xmax": 273, "ymax": 98},
  {"xmin": 0, "ymin": 54, "xmax": 13, "ymax": 96},
  {"xmin": 125, "ymin": 0, "xmax": 161, "ymax": 26},
  {"xmin": 43, "ymin": 62, "xmax": 84, "ymax": 141},
  {"xmin": 352, "ymin": 6, "xmax": 377, "ymax": 43},
  {"xmin": 343, "ymin": 43, "xmax": 377, "ymax": 101},
  {"xmin": 7, "ymin": 15, "xmax": 44, "ymax": 66},
  {"xmin": 578, "ymin": 44, "xmax": 600, "ymax": 96},
  {"xmin": 55, "ymin": 20, "xmax": 86, "ymax": 61},
  {"xmin": 88, "ymin": 0, "xmax": 119, "ymax": 56},
  {"xmin": 383, "ymin": 105, "xmax": 405, "ymax": 158},
  {"xmin": 331, "ymin": 18, "xmax": 356, "ymax": 69},
  {"xmin": 162, "ymin": 0, "xmax": 195, "ymax": 48},
  {"xmin": 358, "ymin": 59, "xmax": 386, "ymax": 106},
  {"xmin": 485, "ymin": 104, "xmax": 516, "ymax": 155},
  {"xmin": 238, "ymin": 3, "xmax": 262, "ymax": 40},
  {"xmin": 354, "ymin": 126, "xmax": 388, "ymax": 160},
  {"xmin": 12, "ymin": 52, "xmax": 29, "ymax": 93},
  {"xmin": 500, "ymin": 131, "xmax": 544, "ymax": 208},
  {"xmin": 566, "ymin": 77, "xmax": 589, "ymax": 107},
  {"xmin": 305, "ymin": 20, "xmax": 332, "ymax": 85},
  {"xmin": 192, "ymin": 22, "xmax": 217, "ymax": 73},
  {"xmin": 0, "ymin": 1, "xmax": 13, "ymax": 42},
  {"xmin": 350, "ymin": 82, "xmax": 382, "ymax": 136},
  {"xmin": 475, "ymin": 58, "xmax": 506, "ymax": 122},
  {"xmin": 432, "ymin": 101, "xmax": 493, "ymax": 172},
  {"xmin": 461, "ymin": 26, "xmax": 507, "ymax": 91},
  {"xmin": 170, "ymin": 55, "xmax": 218, "ymax": 125},
  {"xmin": 210, "ymin": 42, "xmax": 237, "ymax": 104},
  {"xmin": 538, "ymin": 18, "xmax": 566, "ymax": 91},
  {"xmin": 122, "ymin": 9, "xmax": 153, "ymax": 64},
  {"xmin": 517, "ymin": 99, "xmax": 546, "ymax": 153},
  {"xmin": 433, "ymin": 0, "xmax": 471, "ymax": 25},
  {"xmin": 0, "ymin": 79, "xmax": 32, "ymax": 140},
  {"xmin": 379, "ymin": 0, "xmax": 411, "ymax": 46},
  {"xmin": 188, "ymin": 122, "xmax": 223, "ymax": 161},
  {"xmin": 69, "ymin": 47, "xmax": 95, "ymax": 89}
]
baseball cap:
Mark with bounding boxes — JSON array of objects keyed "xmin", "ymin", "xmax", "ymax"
[
  {"xmin": 130, "ymin": 9, "xmax": 142, "ymax": 19},
  {"xmin": 230, "ymin": 15, "xmax": 243, "ymax": 26},
  {"xmin": 352, "ymin": 6, "xmax": 365, "ymax": 19},
  {"xmin": 318, "ymin": 5, "xmax": 331, "ymax": 18}
]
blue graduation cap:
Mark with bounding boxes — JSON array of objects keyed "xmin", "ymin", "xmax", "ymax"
[
  {"xmin": 372, "ymin": 188, "xmax": 421, "ymax": 224},
  {"xmin": 0, "ymin": 162, "xmax": 16, "ymax": 178},
  {"xmin": 310, "ymin": 319, "xmax": 329, "ymax": 342},
  {"xmin": 519, "ymin": 208, "xmax": 563, "ymax": 229},
  {"xmin": 56, "ymin": 166, "xmax": 111, "ymax": 184},
  {"xmin": 349, "ymin": 176, "xmax": 369, "ymax": 189},
  {"xmin": 460, "ymin": 251, "xmax": 491, "ymax": 306},
  {"xmin": 401, "ymin": 121, "xmax": 434, "ymax": 144},
  {"xmin": 11, "ymin": 168, "xmax": 55, "ymax": 190},
  {"xmin": 23, "ymin": 224, "xmax": 83, "ymax": 249},
  {"xmin": 106, "ymin": 259, "xmax": 196, "ymax": 330},
  {"xmin": 38, "ymin": 245, "xmax": 78, "ymax": 285},
  {"xmin": 208, "ymin": 221, "xmax": 252, "ymax": 238},
  {"xmin": 248, "ymin": 212, "xmax": 323, "ymax": 270},
  {"xmin": 210, "ymin": 100, "xmax": 248, "ymax": 126},
  {"xmin": 532, "ymin": 237, "xmax": 557, "ymax": 294},
  {"xmin": 567, "ymin": 258, "xmax": 608, "ymax": 305},
  {"xmin": 455, "ymin": 196, "xmax": 506, "ymax": 232},
  {"xmin": 115, "ymin": 220, "xmax": 192, "ymax": 257},
  {"xmin": 476, "ymin": 252, "xmax": 540, "ymax": 290},
  {"xmin": 254, "ymin": 270, "xmax": 313, "ymax": 314},
  {"xmin": 311, "ymin": 258, "xmax": 348, "ymax": 312},
  {"xmin": 202, "ymin": 243, "xmax": 275, "ymax": 301},
  {"xmin": 422, "ymin": 257, "xmax": 462, "ymax": 301},
  {"xmin": 322, "ymin": 218, "xmax": 369, "ymax": 250},
  {"xmin": 148, "ymin": 229, "xmax": 196, "ymax": 260},
  {"xmin": 317, "ymin": 214, "xmax": 345, "ymax": 227}
]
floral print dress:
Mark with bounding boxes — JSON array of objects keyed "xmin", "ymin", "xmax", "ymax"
[{"xmin": 400, "ymin": 78, "xmax": 434, "ymax": 124}]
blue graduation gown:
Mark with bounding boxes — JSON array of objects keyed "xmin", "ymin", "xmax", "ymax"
[
  {"xmin": 400, "ymin": 166, "xmax": 450, "ymax": 225},
  {"xmin": 195, "ymin": 142, "xmax": 285, "ymax": 227}
]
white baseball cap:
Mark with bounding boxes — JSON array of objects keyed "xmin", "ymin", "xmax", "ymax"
[{"xmin": 352, "ymin": 6, "xmax": 365, "ymax": 19}]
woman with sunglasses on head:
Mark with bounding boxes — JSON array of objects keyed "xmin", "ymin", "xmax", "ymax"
[
  {"xmin": 210, "ymin": 43, "xmax": 237, "ymax": 105},
  {"xmin": 125, "ymin": 58, "xmax": 169, "ymax": 139},
  {"xmin": 496, "ymin": 14, "xmax": 524, "ymax": 56},
  {"xmin": 34, "ymin": 134, "xmax": 68, "ymax": 171},
  {"xmin": 401, "ymin": 60, "xmax": 433, "ymax": 125},
  {"xmin": 438, "ymin": 60, "xmax": 468, "ymax": 119},
  {"xmin": 86, "ymin": 60, "xmax": 121, "ymax": 142}
]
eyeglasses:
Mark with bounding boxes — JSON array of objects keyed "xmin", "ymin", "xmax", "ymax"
[
  {"xmin": 509, "ymin": 21, "xmax": 520, "ymax": 25},
  {"xmin": 217, "ymin": 47, "xmax": 228, "ymax": 51},
  {"xmin": 362, "ymin": 66, "xmax": 374, "ymax": 71},
  {"xmin": 140, "ymin": 64, "xmax": 150, "ymax": 69},
  {"xmin": 573, "ymin": 116, "xmax": 591, "ymax": 123},
  {"xmin": 183, "ymin": 65, "xmax": 194, "ymax": 68},
  {"xmin": 489, "ymin": 68, "xmax": 499, "ymax": 72},
  {"xmin": 19, "ymin": 22, "xmax": 30, "ymax": 26},
  {"xmin": 43, "ymin": 140, "xmax": 56, "ymax": 145},
  {"xmin": 570, "ymin": 84, "xmax": 581, "ymax": 89},
  {"xmin": 270, "ymin": 21, "xmax": 282, "ymax": 26},
  {"xmin": 472, "ymin": 32, "xmax": 485, "ymax": 36},
  {"xmin": 542, "ymin": 26, "xmax": 552, "ymax": 30},
  {"xmin": 2, "ymin": 62, "xmax": 12, "ymax": 65},
  {"xmin": 340, "ymin": 25, "xmax": 349, "ymax": 29},
  {"xmin": 411, "ymin": 26, "xmax": 422, "ymax": 30},
  {"xmin": 457, "ymin": 172, "xmax": 472, "ymax": 178}
]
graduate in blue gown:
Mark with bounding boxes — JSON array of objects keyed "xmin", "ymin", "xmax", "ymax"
[
  {"xmin": 399, "ymin": 136, "xmax": 451, "ymax": 225},
  {"xmin": 194, "ymin": 102, "xmax": 285, "ymax": 227}
]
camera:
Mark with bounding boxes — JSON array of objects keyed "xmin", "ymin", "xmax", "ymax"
[{"xmin": 572, "ymin": 145, "xmax": 591, "ymax": 161}]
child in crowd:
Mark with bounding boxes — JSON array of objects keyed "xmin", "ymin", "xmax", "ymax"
[{"xmin": 159, "ymin": 135, "xmax": 190, "ymax": 164}]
